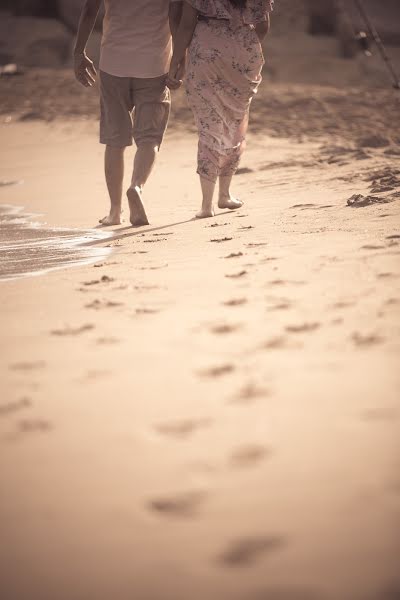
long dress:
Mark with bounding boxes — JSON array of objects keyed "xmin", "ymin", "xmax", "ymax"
[{"xmin": 185, "ymin": 0, "xmax": 274, "ymax": 183}]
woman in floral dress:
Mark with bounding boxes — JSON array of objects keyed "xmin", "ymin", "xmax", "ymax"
[{"xmin": 168, "ymin": 0, "xmax": 274, "ymax": 218}]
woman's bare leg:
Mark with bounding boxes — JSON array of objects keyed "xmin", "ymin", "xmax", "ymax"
[
  {"xmin": 196, "ymin": 176, "xmax": 216, "ymax": 218},
  {"xmin": 218, "ymin": 174, "xmax": 243, "ymax": 210}
]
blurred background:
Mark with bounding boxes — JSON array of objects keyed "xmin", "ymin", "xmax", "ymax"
[{"xmin": 0, "ymin": 0, "xmax": 399, "ymax": 86}]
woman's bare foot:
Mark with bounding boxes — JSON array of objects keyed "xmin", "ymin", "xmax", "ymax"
[
  {"xmin": 218, "ymin": 195, "xmax": 243, "ymax": 210},
  {"xmin": 99, "ymin": 211, "xmax": 121, "ymax": 226},
  {"xmin": 127, "ymin": 186, "xmax": 149, "ymax": 227},
  {"xmin": 196, "ymin": 207, "xmax": 215, "ymax": 219}
]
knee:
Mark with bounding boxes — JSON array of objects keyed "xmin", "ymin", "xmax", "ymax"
[
  {"xmin": 137, "ymin": 142, "xmax": 159, "ymax": 154},
  {"xmin": 105, "ymin": 145, "xmax": 127, "ymax": 160}
]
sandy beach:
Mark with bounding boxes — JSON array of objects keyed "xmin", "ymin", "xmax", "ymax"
[{"xmin": 1, "ymin": 7, "xmax": 400, "ymax": 596}]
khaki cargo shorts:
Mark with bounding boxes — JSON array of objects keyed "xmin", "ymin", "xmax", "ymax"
[{"xmin": 99, "ymin": 71, "xmax": 171, "ymax": 148}]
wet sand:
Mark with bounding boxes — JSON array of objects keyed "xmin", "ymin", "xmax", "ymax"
[
  {"xmin": 0, "ymin": 205, "xmax": 112, "ymax": 280},
  {"xmin": 0, "ymin": 99, "xmax": 399, "ymax": 599}
]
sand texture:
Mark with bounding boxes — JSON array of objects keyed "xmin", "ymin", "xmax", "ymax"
[{"xmin": 0, "ymin": 34, "xmax": 400, "ymax": 600}]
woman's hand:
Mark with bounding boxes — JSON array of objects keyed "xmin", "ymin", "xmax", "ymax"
[{"xmin": 167, "ymin": 58, "xmax": 186, "ymax": 90}]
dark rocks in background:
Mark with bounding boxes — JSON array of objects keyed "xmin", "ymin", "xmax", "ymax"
[
  {"xmin": 0, "ymin": 0, "xmax": 103, "ymax": 31},
  {"xmin": 306, "ymin": 0, "xmax": 338, "ymax": 36},
  {"xmin": 0, "ymin": 12, "xmax": 73, "ymax": 68},
  {"xmin": 306, "ymin": 0, "xmax": 400, "ymax": 47}
]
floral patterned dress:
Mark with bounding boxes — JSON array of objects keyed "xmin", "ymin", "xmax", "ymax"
[{"xmin": 185, "ymin": 0, "xmax": 274, "ymax": 182}]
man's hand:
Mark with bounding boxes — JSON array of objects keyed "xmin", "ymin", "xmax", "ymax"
[
  {"xmin": 167, "ymin": 59, "xmax": 186, "ymax": 90},
  {"xmin": 74, "ymin": 52, "xmax": 97, "ymax": 87}
]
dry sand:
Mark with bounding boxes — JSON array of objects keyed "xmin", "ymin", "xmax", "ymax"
[{"xmin": 1, "ymin": 65, "xmax": 400, "ymax": 600}]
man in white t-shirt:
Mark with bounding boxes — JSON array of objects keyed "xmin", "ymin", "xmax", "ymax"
[{"xmin": 74, "ymin": 0, "xmax": 183, "ymax": 226}]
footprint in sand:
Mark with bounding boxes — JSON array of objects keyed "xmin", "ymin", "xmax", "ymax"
[
  {"xmin": 217, "ymin": 535, "xmax": 286, "ymax": 567},
  {"xmin": 229, "ymin": 444, "xmax": 271, "ymax": 468},
  {"xmin": 267, "ymin": 300, "xmax": 291, "ymax": 311},
  {"xmin": 138, "ymin": 264, "xmax": 168, "ymax": 271},
  {"xmin": 85, "ymin": 299, "xmax": 123, "ymax": 310},
  {"xmin": 331, "ymin": 318, "xmax": 344, "ymax": 325},
  {"xmin": 18, "ymin": 419, "xmax": 52, "ymax": 433},
  {"xmin": 361, "ymin": 407, "xmax": 398, "ymax": 422},
  {"xmin": 225, "ymin": 270, "xmax": 247, "ymax": 279},
  {"xmin": 148, "ymin": 490, "xmax": 206, "ymax": 518},
  {"xmin": 238, "ymin": 225, "xmax": 254, "ymax": 230},
  {"xmin": 9, "ymin": 360, "xmax": 46, "ymax": 372},
  {"xmin": 79, "ymin": 369, "xmax": 111, "ymax": 382},
  {"xmin": 234, "ymin": 214, "xmax": 249, "ymax": 218},
  {"xmin": 206, "ymin": 222, "xmax": 230, "ymax": 228},
  {"xmin": 286, "ymin": 322, "xmax": 320, "ymax": 334},
  {"xmin": 352, "ymin": 332, "xmax": 384, "ymax": 347},
  {"xmin": 155, "ymin": 418, "xmax": 212, "ymax": 439},
  {"xmin": 224, "ymin": 252, "xmax": 243, "ymax": 259},
  {"xmin": 199, "ymin": 364, "xmax": 235, "ymax": 378},
  {"xmin": 96, "ymin": 336, "xmax": 120, "ymax": 345},
  {"xmin": 0, "ymin": 397, "xmax": 31, "ymax": 417},
  {"xmin": 236, "ymin": 167, "xmax": 253, "ymax": 175},
  {"xmin": 230, "ymin": 382, "xmax": 270, "ymax": 404},
  {"xmin": 82, "ymin": 275, "xmax": 114, "ymax": 286},
  {"xmin": 134, "ymin": 284, "xmax": 162, "ymax": 291},
  {"xmin": 377, "ymin": 272, "xmax": 396, "ymax": 279},
  {"xmin": 269, "ymin": 279, "xmax": 289, "ymax": 285},
  {"xmin": 143, "ymin": 238, "xmax": 168, "ymax": 243},
  {"xmin": 262, "ymin": 336, "xmax": 288, "ymax": 349},
  {"xmin": 290, "ymin": 203, "xmax": 316, "ymax": 210},
  {"xmin": 331, "ymin": 300, "xmax": 356, "ymax": 309},
  {"xmin": 386, "ymin": 234, "xmax": 400, "ymax": 240},
  {"xmin": 51, "ymin": 324, "xmax": 95, "ymax": 336},
  {"xmin": 135, "ymin": 308, "xmax": 160, "ymax": 315},
  {"xmin": 210, "ymin": 323, "xmax": 242, "ymax": 335},
  {"xmin": 153, "ymin": 232, "xmax": 174, "ymax": 236},
  {"xmin": 246, "ymin": 242, "xmax": 268, "ymax": 248},
  {"xmin": 290, "ymin": 203, "xmax": 334, "ymax": 211},
  {"xmin": 269, "ymin": 279, "xmax": 305, "ymax": 287},
  {"xmin": 259, "ymin": 256, "xmax": 279, "ymax": 263},
  {"xmin": 361, "ymin": 244, "xmax": 385, "ymax": 250},
  {"xmin": 93, "ymin": 261, "xmax": 118, "ymax": 268},
  {"xmin": 223, "ymin": 298, "xmax": 248, "ymax": 307},
  {"xmin": 210, "ymin": 237, "xmax": 233, "ymax": 243},
  {"xmin": 385, "ymin": 298, "xmax": 399, "ymax": 306}
]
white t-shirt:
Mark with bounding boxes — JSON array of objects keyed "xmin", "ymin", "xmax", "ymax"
[{"xmin": 100, "ymin": 0, "xmax": 180, "ymax": 79}]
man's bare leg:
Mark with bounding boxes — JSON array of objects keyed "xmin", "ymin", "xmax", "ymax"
[
  {"xmin": 127, "ymin": 143, "xmax": 158, "ymax": 227},
  {"xmin": 100, "ymin": 145, "xmax": 125, "ymax": 225},
  {"xmin": 196, "ymin": 176, "xmax": 216, "ymax": 219},
  {"xmin": 218, "ymin": 174, "xmax": 243, "ymax": 210}
]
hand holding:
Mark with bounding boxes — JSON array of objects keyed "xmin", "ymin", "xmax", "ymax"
[{"xmin": 167, "ymin": 59, "xmax": 185, "ymax": 90}]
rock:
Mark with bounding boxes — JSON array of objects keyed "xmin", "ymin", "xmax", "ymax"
[
  {"xmin": 347, "ymin": 193, "xmax": 396, "ymax": 207},
  {"xmin": 0, "ymin": 12, "xmax": 73, "ymax": 67},
  {"xmin": 357, "ymin": 134, "xmax": 391, "ymax": 149}
]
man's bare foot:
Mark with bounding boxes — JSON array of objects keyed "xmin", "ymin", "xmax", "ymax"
[
  {"xmin": 99, "ymin": 212, "xmax": 121, "ymax": 226},
  {"xmin": 196, "ymin": 208, "xmax": 215, "ymax": 219},
  {"xmin": 127, "ymin": 186, "xmax": 149, "ymax": 227},
  {"xmin": 218, "ymin": 195, "xmax": 243, "ymax": 210}
]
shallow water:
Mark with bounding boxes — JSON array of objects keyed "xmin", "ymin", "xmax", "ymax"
[{"xmin": 0, "ymin": 205, "xmax": 113, "ymax": 281}]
